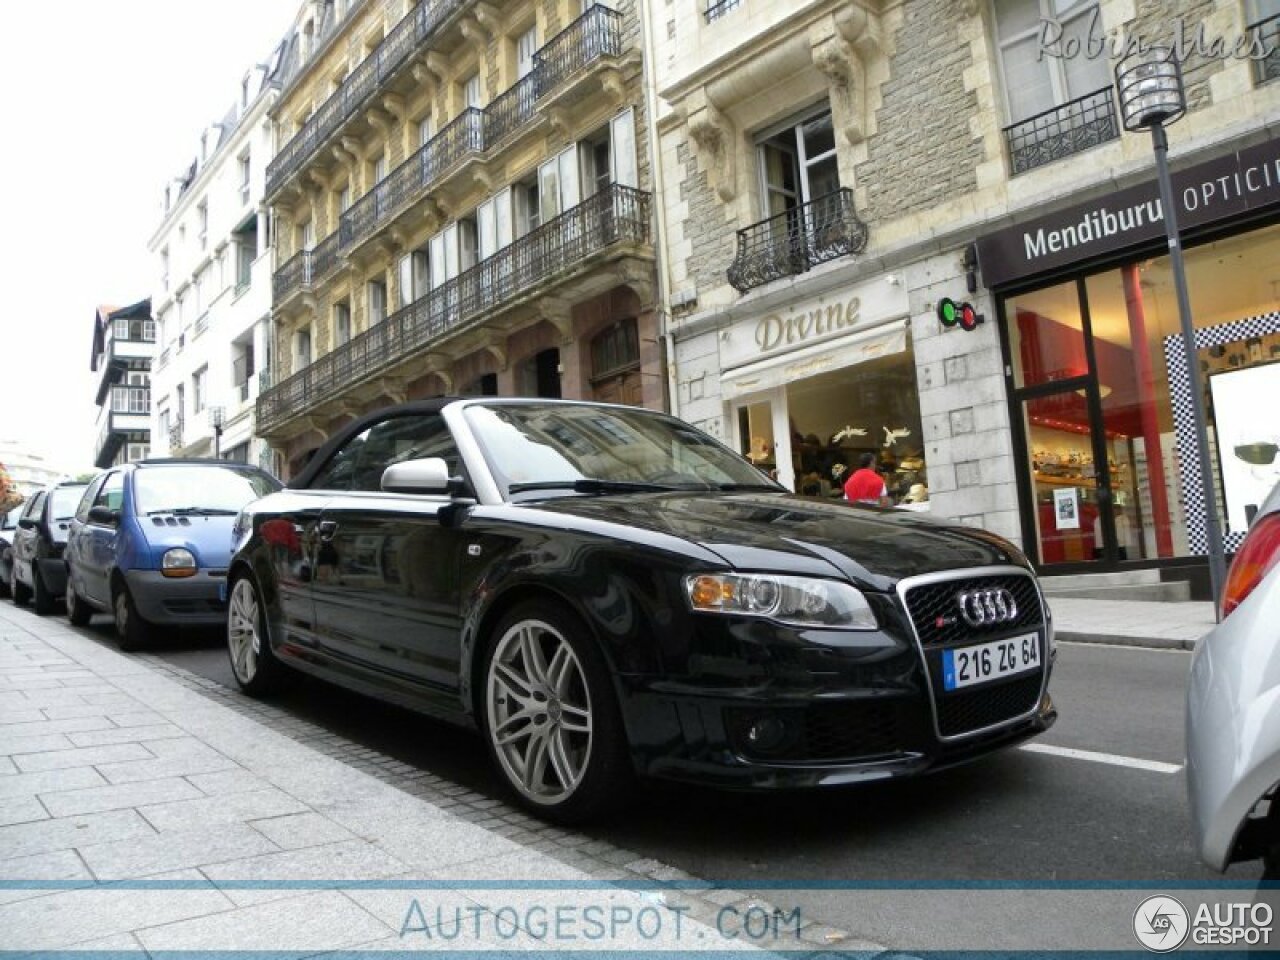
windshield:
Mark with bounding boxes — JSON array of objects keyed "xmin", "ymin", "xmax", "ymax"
[
  {"xmin": 1, "ymin": 505, "xmax": 20, "ymax": 530},
  {"xmin": 134, "ymin": 466, "xmax": 281, "ymax": 515},
  {"xmin": 50, "ymin": 486, "xmax": 87, "ymax": 521},
  {"xmin": 463, "ymin": 403, "xmax": 779, "ymax": 497}
]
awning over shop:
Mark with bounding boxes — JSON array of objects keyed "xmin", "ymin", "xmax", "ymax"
[{"xmin": 720, "ymin": 317, "xmax": 909, "ymax": 401}]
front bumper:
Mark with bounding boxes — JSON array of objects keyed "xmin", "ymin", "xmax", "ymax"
[
  {"xmin": 1186, "ymin": 569, "xmax": 1280, "ymax": 871},
  {"xmin": 616, "ymin": 571, "xmax": 1056, "ymax": 790},
  {"xmin": 123, "ymin": 569, "xmax": 227, "ymax": 626}
]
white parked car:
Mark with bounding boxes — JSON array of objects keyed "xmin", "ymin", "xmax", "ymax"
[{"xmin": 1187, "ymin": 480, "xmax": 1280, "ymax": 877}]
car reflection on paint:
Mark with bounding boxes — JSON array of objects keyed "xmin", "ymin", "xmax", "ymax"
[{"xmin": 227, "ymin": 398, "xmax": 1056, "ymax": 822}]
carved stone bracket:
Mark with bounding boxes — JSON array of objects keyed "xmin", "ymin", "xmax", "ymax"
[
  {"xmin": 811, "ymin": 34, "xmax": 864, "ymax": 147},
  {"xmin": 381, "ymin": 93, "xmax": 407, "ymax": 122},
  {"xmin": 340, "ymin": 136, "xmax": 365, "ymax": 168},
  {"xmin": 537, "ymin": 297, "xmax": 575, "ymax": 343},
  {"xmin": 547, "ymin": 105, "xmax": 573, "ymax": 142},
  {"xmin": 482, "ymin": 340, "xmax": 508, "ymax": 371},
  {"xmin": 460, "ymin": 17, "xmax": 490, "ymax": 59},
  {"xmin": 611, "ymin": 260, "xmax": 657, "ymax": 307},
  {"xmin": 411, "ymin": 62, "xmax": 439, "ymax": 99},
  {"xmin": 686, "ymin": 98, "xmax": 736, "ymax": 203},
  {"xmin": 367, "ymin": 106, "xmax": 393, "ymax": 137}
]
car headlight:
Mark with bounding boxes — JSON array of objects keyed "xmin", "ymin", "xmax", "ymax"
[
  {"xmin": 684, "ymin": 573, "xmax": 876, "ymax": 629},
  {"xmin": 161, "ymin": 547, "xmax": 197, "ymax": 578}
]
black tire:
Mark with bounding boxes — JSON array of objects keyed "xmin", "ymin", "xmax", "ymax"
[
  {"xmin": 11, "ymin": 567, "xmax": 30, "ymax": 607},
  {"xmin": 226, "ymin": 573, "xmax": 285, "ymax": 696},
  {"xmin": 65, "ymin": 578, "xmax": 92, "ymax": 626},
  {"xmin": 32, "ymin": 568, "xmax": 55, "ymax": 616},
  {"xmin": 479, "ymin": 599, "xmax": 632, "ymax": 824},
  {"xmin": 113, "ymin": 584, "xmax": 149, "ymax": 652},
  {"xmin": 0, "ymin": 559, "xmax": 10, "ymax": 599}
]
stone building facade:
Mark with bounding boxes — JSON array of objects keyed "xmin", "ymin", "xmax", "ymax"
[
  {"xmin": 260, "ymin": 0, "xmax": 659, "ymax": 475},
  {"xmin": 646, "ymin": 0, "xmax": 1280, "ymax": 580}
]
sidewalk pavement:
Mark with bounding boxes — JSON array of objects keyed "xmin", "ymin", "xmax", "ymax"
[
  {"xmin": 1048, "ymin": 597, "xmax": 1218, "ymax": 650},
  {"xmin": 0, "ymin": 604, "xmax": 879, "ymax": 956}
]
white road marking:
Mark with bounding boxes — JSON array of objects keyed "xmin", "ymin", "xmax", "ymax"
[
  {"xmin": 1058, "ymin": 640, "xmax": 1193, "ymax": 654},
  {"xmin": 1019, "ymin": 742, "xmax": 1183, "ymax": 774}
]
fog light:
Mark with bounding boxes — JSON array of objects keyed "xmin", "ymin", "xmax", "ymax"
[{"xmin": 744, "ymin": 715, "xmax": 788, "ymax": 753}]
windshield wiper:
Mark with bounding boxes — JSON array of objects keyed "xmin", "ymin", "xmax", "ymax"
[
  {"xmin": 148, "ymin": 507, "xmax": 239, "ymax": 516},
  {"xmin": 715, "ymin": 483, "xmax": 784, "ymax": 492},
  {"xmin": 508, "ymin": 479, "xmax": 685, "ymax": 495}
]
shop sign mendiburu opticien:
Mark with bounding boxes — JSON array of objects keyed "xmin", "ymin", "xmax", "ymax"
[{"xmin": 976, "ymin": 137, "xmax": 1280, "ymax": 288}]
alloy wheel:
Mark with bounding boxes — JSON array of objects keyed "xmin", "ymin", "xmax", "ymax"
[
  {"xmin": 228, "ymin": 578, "xmax": 260, "ymax": 684},
  {"xmin": 113, "ymin": 592, "xmax": 128, "ymax": 635},
  {"xmin": 486, "ymin": 618, "xmax": 593, "ymax": 806}
]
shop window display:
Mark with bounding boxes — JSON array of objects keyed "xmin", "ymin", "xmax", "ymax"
[
  {"xmin": 1006, "ymin": 222, "xmax": 1280, "ymax": 567},
  {"xmin": 783, "ymin": 350, "xmax": 927, "ymax": 506}
]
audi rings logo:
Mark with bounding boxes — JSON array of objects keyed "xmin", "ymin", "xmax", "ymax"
[
  {"xmin": 1133, "ymin": 895, "xmax": 1190, "ymax": 952},
  {"xmin": 957, "ymin": 588, "xmax": 1018, "ymax": 627}
]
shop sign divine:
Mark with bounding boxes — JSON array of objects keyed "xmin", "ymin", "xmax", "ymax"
[{"xmin": 755, "ymin": 296, "xmax": 861, "ymax": 353}]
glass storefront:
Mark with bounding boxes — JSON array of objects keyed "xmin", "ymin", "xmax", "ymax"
[
  {"xmin": 1004, "ymin": 221, "xmax": 1280, "ymax": 567},
  {"xmin": 731, "ymin": 345, "xmax": 928, "ymax": 507}
]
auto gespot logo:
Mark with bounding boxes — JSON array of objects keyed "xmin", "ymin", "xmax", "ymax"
[{"xmin": 1133, "ymin": 895, "xmax": 1274, "ymax": 950}]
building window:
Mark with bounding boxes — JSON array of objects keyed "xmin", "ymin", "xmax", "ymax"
[
  {"xmin": 758, "ymin": 106, "xmax": 839, "ymax": 218},
  {"xmin": 514, "ymin": 177, "xmax": 541, "ymax": 236},
  {"xmin": 298, "ymin": 219, "xmax": 314, "ymax": 252},
  {"xmin": 160, "ymin": 248, "xmax": 170, "ymax": 291},
  {"xmin": 417, "ymin": 116, "xmax": 433, "ymax": 148},
  {"xmin": 516, "ymin": 26, "xmax": 538, "ymax": 79},
  {"xmin": 1247, "ymin": 0, "xmax": 1280, "ymax": 86},
  {"xmin": 233, "ymin": 217, "xmax": 258, "ymax": 292},
  {"xmin": 590, "ymin": 318, "xmax": 640, "ymax": 379},
  {"xmin": 239, "ymin": 152, "xmax": 251, "ymax": 205},
  {"xmin": 334, "ymin": 301, "xmax": 351, "ymax": 346},
  {"xmin": 197, "ymin": 200, "xmax": 209, "ymax": 250},
  {"xmin": 294, "ymin": 328, "xmax": 312, "ymax": 371},
  {"xmin": 705, "ymin": 0, "xmax": 742, "ymax": 22},
  {"xmin": 232, "ymin": 342, "xmax": 255, "ymax": 402},
  {"xmin": 367, "ymin": 279, "xmax": 387, "ymax": 325},
  {"xmin": 193, "ymin": 367, "xmax": 207, "ymax": 414},
  {"xmin": 995, "ymin": 0, "xmax": 1117, "ymax": 174},
  {"xmin": 463, "ymin": 73, "xmax": 483, "ymax": 110}
]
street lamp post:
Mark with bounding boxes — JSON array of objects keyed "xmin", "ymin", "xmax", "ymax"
[
  {"xmin": 209, "ymin": 406, "xmax": 225, "ymax": 460},
  {"xmin": 1115, "ymin": 46, "xmax": 1228, "ymax": 620}
]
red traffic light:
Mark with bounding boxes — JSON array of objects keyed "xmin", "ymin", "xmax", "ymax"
[{"xmin": 937, "ymin": 297, "xmax": 983, "ymax": 332}]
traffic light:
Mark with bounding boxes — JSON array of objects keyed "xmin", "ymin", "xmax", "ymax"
[{"xmin": 937, "ymin": 297, "xmax": 984, "ymax": 332}]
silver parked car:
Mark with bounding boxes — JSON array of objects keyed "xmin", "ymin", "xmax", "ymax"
[{"xmin": 1187, "ymin": 480, "xmax": 1280, "ymax": 877}]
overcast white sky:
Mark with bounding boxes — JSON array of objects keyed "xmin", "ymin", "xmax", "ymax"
[{"xmin": 0, "ymin": 0, "xmax": 299, "ymax": 472}]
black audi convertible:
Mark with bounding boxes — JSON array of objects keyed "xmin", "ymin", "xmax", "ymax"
[{"xmin": 227, "ymin": 398, "xmax": 1056, "ymax": 821}]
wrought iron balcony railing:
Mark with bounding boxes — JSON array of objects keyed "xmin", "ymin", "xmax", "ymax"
[
  {"xmin": 273, "ymin": 5, "xmax": 625, "ymax": 303},
  {"xmin": 342, "ymin": 109, "xmax": 484, "ymax": 250},
  {"xmin": 266, "ymin": 0, "xmax": 465, "ymax": 199},
  {"xmin": 705, "ymin": 0, "xmax": 743, "ymax": 23},
  {"xmin": 534, "ymin": 5, "xmax": 623, "ymax": 98},
  {"xmin": 273, "ymin": 249, "xmax": 313, "ymax": 301},
  {"xmin": 259, "ymin": 183, "xmax": 651, "ymax": 431},
  {"xmin": 1251, "ymin": 13, "xmax": 1280, "ymax": 86},
  {"xmin": 727, "ymin": 188, "xmax": 868, "ymax": 294},
  {"xmin": 1004, "ymin": 86, "xmax": 1119, "ymax": 176}
]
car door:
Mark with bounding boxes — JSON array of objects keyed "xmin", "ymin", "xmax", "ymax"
[
  {"xmin": 253, "ymin": 488, "xmax": 328, "ymax": 652},
  {"xmin": 308, "ymin": 412, "xmax": 468, "ymax": 701},
  {"xmin": 13, "ymin": 491, "xmax": 46, "ymax": 586},
  {"xmin": 77, "ymin": 471, "xmax": 124, "ymax": 607}
]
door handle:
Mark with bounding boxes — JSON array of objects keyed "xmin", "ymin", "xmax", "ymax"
[{"xmin": 317, "ymin": 520, "xmax": 339, "ymax": 542}]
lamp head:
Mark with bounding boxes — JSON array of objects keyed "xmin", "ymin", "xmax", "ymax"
[{"xmin": 1115, "ymin": 45, "xmax": 1186, "ymax": 131}]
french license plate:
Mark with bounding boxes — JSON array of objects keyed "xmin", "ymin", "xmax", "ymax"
[{"xmin": 942, "ymin": 632, "xmax": 1041, "ymax": 691}]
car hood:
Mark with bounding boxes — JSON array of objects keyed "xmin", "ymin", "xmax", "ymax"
[
  {"xmin": 136, "ymin": 515, "xmax": 236, "ymax": 567},
  {"xmin": 528, "ymin": 491, "xmax": 1024, "ymax": 591}
]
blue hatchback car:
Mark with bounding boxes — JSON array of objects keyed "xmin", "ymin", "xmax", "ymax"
[{"xmin": 65, "ymin": 459, "xmax": 280, "ymax": 649}]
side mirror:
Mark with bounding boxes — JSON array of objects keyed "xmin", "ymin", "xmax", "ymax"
[
  {"xmin": 381, "ymin": 458, "xmax": 456, "ymax": 495},
  {"xmin": 17, "ymin": 517, "xmax": 36, "ymax": 530},
  {"xmin": 88, "ymin": 506, "xmax": 120, "ymax": 526}
]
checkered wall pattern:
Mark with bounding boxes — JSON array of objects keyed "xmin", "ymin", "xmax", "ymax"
[{"xmin": 1162, "ymin": 311, "xmax": 1280, "ymax": 555}]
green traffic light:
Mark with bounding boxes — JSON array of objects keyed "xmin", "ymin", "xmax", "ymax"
[{"xmin": 937, "ymin": 298, "xmax": 958, "ymax": 326}]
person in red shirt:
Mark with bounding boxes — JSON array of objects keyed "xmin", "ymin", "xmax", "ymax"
[{"xmin": 843, "ymin": 452, "xmax": 891, "ymax": 506}]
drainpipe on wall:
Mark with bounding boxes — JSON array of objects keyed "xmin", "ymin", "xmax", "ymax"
[{"xmin": 637, "ymin": 0, "xmax": 679, "ymax": 416}]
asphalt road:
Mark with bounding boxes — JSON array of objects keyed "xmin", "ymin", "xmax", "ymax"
[{"xmin": 55, "ymin": 612, "xmax": 1261, "ymax": 945}]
